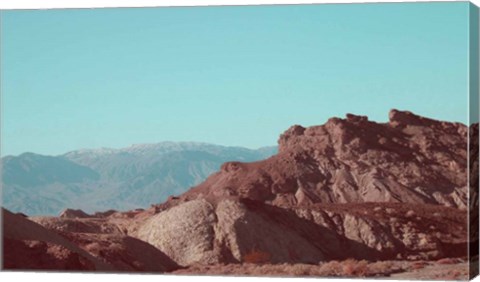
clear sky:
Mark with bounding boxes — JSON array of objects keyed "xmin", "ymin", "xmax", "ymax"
[{"xmin": 0, "ymin": 2, "xmax": 470, "ymax": 156}]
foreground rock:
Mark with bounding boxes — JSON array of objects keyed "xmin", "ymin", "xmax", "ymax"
[
  {"xmin": 3, "ymin": 209, "xmax": 178, "ymax": 272},
  {"xmin": 2, "ymin": 209, "xmax": 111, "ymax": 271},
  {"xmin": 135, "ymin": 199, "xmax": 467, "ymax": 266},
  {"xmin": 136, "ymin": 199, "xmax": 327, "ymax": 266}
]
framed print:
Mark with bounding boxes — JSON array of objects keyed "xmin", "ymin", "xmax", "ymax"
[{"xmin": 1, "ymin": 1, "xmax": 479, "ymax": 280}]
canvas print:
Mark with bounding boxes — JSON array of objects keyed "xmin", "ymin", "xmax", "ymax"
[{"xmin": 0, "ymin": 1, "xmax": 479, "ymax": 280}]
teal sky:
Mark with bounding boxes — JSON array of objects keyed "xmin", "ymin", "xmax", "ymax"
[{"xmin": 0, "ymin": 2, "xmax": 471, "ymax": 156}]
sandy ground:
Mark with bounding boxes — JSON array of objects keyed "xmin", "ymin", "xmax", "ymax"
[
  {"xmin": 390, "ymin": 262, "xmax": 469, "ymax": 280},
  {"xmin": 172, "ymin": 259, "xmax": 473, "ymax": 280}
]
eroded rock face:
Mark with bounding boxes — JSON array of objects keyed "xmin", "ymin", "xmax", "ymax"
[
  {"xmin": 182, "ymin": 110, "xmax": 469, "ymax": 209},
  {"xmin": 214, "ymin": 199, "xmax": 326, "ymax": 264},
  {"xmin": 294, "ymin": 202, "xmax": 467, "ymax": 260}
]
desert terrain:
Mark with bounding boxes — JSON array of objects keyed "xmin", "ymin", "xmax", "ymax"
[{"xmin": 3, "ymin": 109, "xmax": 478, "ymax": 280}]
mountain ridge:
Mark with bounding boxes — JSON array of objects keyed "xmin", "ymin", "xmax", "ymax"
[{"xmin": 1, "ymin": 142, "xmax": 277, "ymax": 215}]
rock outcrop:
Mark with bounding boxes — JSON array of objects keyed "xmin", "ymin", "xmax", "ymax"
[
  {"xmin": 136, "ymin": 199, "xmax": 218, "ymax": 266},
  {"xmin": 180, "ymin": 110, "xmax": 469, "ymax": 210}
]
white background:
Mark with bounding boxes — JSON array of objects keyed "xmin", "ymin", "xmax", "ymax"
[{"xmin": 0, "ymin": 0, "xmax": 479, "ymax": 282}]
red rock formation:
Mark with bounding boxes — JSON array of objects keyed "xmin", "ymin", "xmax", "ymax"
[{"xmin": 179, "ymin": 110, "xmax": 468, "ymax": 209}]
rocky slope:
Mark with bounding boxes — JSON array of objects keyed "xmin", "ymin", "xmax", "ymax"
[
  {"xmin": 2, "ymin": 110, "xmax": 476, "ymax": 277},
  {"xmin": 2, "ymin": 142, "xmax": 276, "ymax": 215}
]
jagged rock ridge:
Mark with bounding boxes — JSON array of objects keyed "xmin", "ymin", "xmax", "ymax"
[{"xmin": 181, "ymin": 110, "xmax": 470, "ymax": 209}]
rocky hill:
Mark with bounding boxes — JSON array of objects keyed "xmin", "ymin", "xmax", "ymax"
[
  {"xmin": 179, "ymin": 110, "xmax": 469, "ymax": 209},
  {"xmin": 2, "ymin": 110, "xmax": 477, "ymax": 279}
]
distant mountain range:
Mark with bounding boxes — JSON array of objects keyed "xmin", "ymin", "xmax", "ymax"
[{"xmin": 1, "ymin": 142, "xmax": 277, "ymax": 215}]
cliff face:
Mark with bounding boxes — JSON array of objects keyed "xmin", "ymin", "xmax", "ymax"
[
  {"xmin": 3, "ymin": 110, "xmax": 475, "ymax": 273},
  {"xmin": 182, "ymin": 110, "xmax": 468, "ymax": 209}
]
